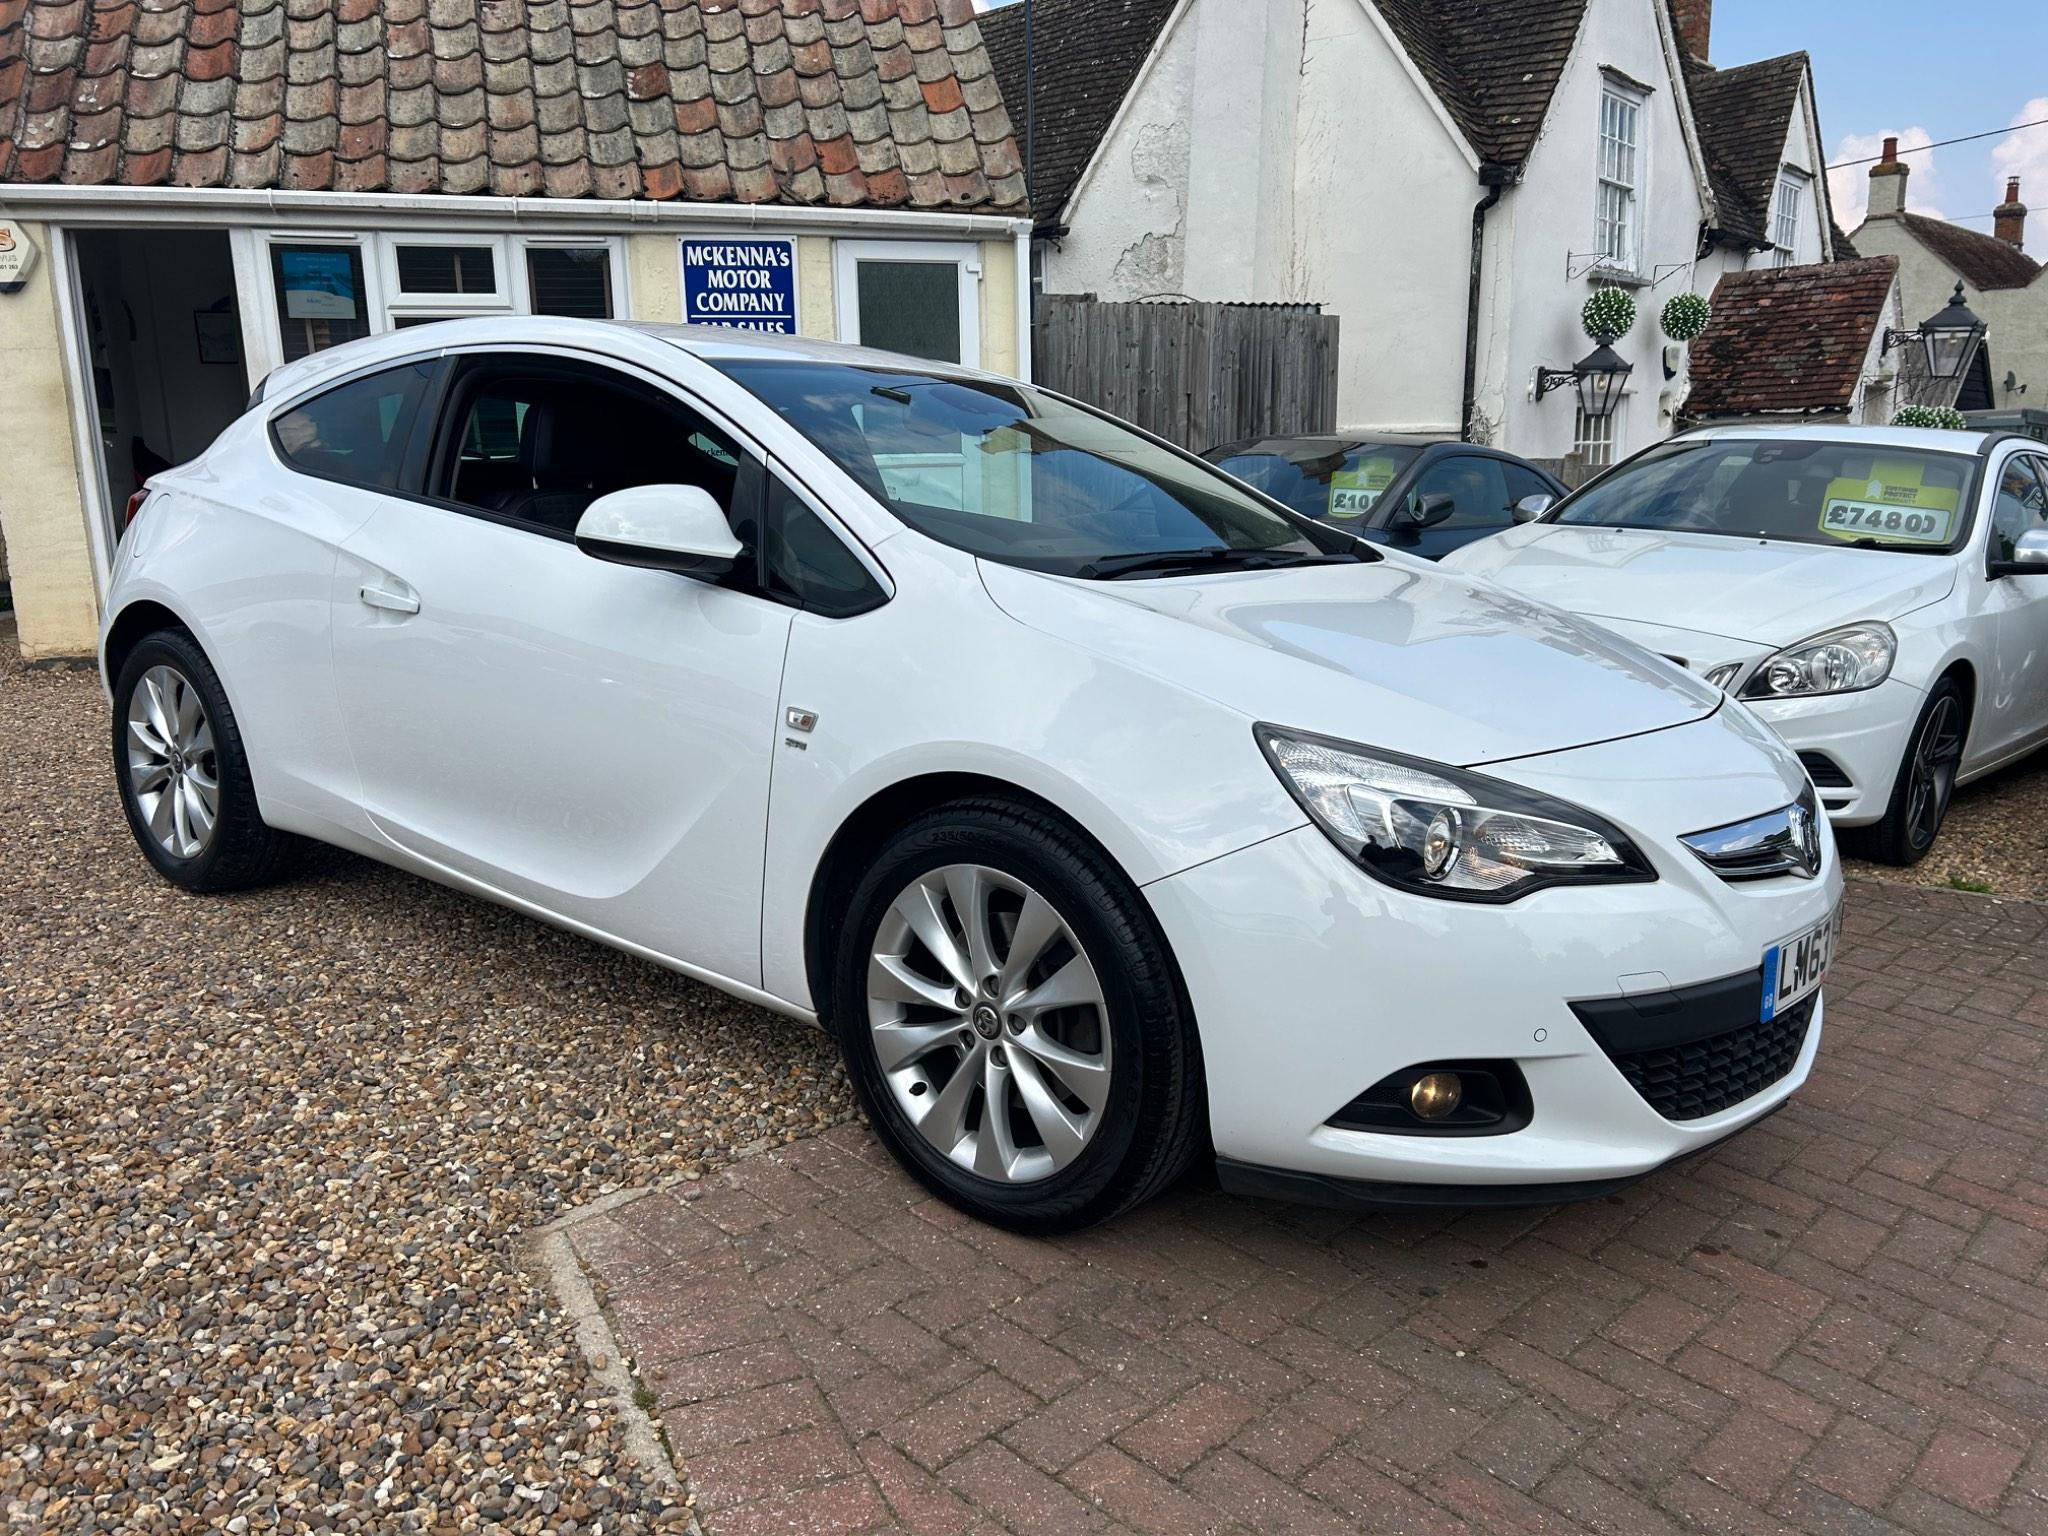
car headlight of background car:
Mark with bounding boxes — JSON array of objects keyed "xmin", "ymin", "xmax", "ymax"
[
  {"xmin": 1258, "ymin": 727, "xmax": 1656, "ymax": 902},
  {"xmin": 1717, "ymin": 623, "xmax": 1896, "ymax": 701}
]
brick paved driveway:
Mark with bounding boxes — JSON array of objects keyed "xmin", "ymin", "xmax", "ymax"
[{"xmin": 565, "ymin": 879, "xmax": 2048, "ymax": 1535}]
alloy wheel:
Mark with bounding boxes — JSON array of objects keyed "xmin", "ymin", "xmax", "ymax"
[
  {"xmin": 1904, "ymin": 694, "xmax": 1962, "ymax": 850},
  {"xmin": 866, "ymin": 864, "xmax": 1112, "ymax": 1184},
  {"xmin": 126, "ymin": 664, "xmax": 219, "ymax": 859}
]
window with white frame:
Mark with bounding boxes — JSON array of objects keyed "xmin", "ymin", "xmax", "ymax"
[
  {"xmin": 833, "ymin": 240, "xmax": 982, "ymax": 367},
  {"xmin": 1597, "ymin": 82, "xmax": 1643, "ymax": 273},
  {"xmin": 1575, "ymin": 402, "xmax": 1622, "ymax": 469},
  {"xmin": 1771, "ymin": 172, "xmax": 1808, "ymax": 267},
  {"xmin": 262, "ymin": 233, "xmax": 623, "ymax": 362}
]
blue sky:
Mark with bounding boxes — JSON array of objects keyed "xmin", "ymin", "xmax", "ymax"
[{"xmin": 1713, "ymin": 0, "xmax": 2048, "ymax": 232}]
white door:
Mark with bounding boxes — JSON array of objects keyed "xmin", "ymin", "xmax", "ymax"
[
  {"xmin": 327, "ymin": 353, "xmax": 792, "ymax": 985},
  {"xmin": 1982, "ymin": 452, "xmax": 2048, "ymax": 761}
]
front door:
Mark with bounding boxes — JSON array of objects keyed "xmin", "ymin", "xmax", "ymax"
[
  {"xmin": 328, "ymin": 352, "xmax": 792, "ymax": 985},
  {"xmin": 1983, "ymin": 452, "xmax": 2048, "ymax": 762}
]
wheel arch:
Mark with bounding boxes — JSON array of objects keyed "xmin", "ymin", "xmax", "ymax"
[
  {"xmin": 102, "ymin": 598, "xmax": 194, "ymax": 693},
  {"xmin": 1934, "ymin": 654, "xmax": 1977, "ymax": 736},
  {"xmin": 802, "ymin": 772, "xmax": 1166, "ymax": 1036}
]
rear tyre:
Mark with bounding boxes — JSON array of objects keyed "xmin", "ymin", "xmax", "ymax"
[
  {"xmin": 112, "ymin": 629, "xmax": 301, "ymax": 892},
  {"xmin": 832, "ymin": 799, "xmax": 1203, "ymax": 1232},
  {"xmin": 1856, "ymin": 677, "xmax": 1965, "ymax": 867}
]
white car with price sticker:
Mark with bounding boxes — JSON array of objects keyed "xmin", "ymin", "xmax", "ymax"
[
  {"xmin": 101, "ymin": 319, "xmax": 1842, "ymax": 1230},
  {"xmin": 1444, "ymin": 426, "xmax": 2048, "ymax": 865}
]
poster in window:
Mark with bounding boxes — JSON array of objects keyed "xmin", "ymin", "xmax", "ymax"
[
  {"xmin": 680, "ymin": 237, "xmax": 797, "ymax": 333},
  {"xmin": 279, "ymin": 248, "xmax": 360, "ymax": 320}
]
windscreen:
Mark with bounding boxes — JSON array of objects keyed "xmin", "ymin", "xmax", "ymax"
[
  {"xmin": 715, "ymin": 359, "xmax": 1359, "ymax": 577},
  {"xmin": 1209, "ymin": 443, "xmax": 1421, "ymax": 525},
  {"xmin": 1554, "ymin": 437, "xmax": 1978, "ymax": 552}
]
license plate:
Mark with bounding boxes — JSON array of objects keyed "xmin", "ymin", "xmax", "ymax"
[{"xmin": 1761, "ymin": 905, "xmax": 1841, "ymax": 1022}]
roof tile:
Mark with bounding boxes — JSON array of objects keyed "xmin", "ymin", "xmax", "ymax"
[
  {"xmin": 1686, "ymin": 256, "xmax": 1901, "ymax": 417},
  {"xmin": 1896, "ymin": 212, "xmax": 2040, "ymax": 292},
  {"xmin": 0, "ymin": 0, "xmax": 1018, "ymax": 204}
]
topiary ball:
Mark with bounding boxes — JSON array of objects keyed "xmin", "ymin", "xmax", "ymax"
[
  {"xmin": 1661, "ymin": 291, "xmax": 1711, "ymax": 343},
  {"xmin": 1891, "ymin": 404, "xmax": 1970, "ymax": 430},
  {"xmin": 1582, "ymin": 286, "xmax": 1637, "ymax": 345}
]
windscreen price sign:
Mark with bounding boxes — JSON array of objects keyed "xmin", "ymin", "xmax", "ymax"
[{"xmin": 681, "ymin": 238, "xmax": 797, "ymax": 333}]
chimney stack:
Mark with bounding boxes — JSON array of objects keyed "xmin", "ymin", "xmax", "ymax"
[
  {"xmin": 1867, "ymin": 136, "xmax": 1908, "ymax": 219},
  {"xmin": 1671, "ymin": 0, "xmax": 1711, "ymax": 61},
  {"xmin": 1995, "ymin": 177, "xmax": 2027, "ymax": 250}
]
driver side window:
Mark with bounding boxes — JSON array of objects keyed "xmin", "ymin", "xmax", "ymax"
[
  {"xmin": 1990, "ymin": 456, "xmax": 2048, "ymax": 563},
  {"xmin": 1408, "ymin": 455, "xmax": 1512, "ymax": 531},
  {"xmin": 436, "ymin": 360, "xmax": 745, "ymax": 540}
]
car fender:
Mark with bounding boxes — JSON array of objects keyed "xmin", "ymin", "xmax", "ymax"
[{"xmin": 757, "ymin": 535, "xmax": 1309, "ymax": 1011}]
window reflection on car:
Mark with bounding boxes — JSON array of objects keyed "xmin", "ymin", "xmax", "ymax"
[
  {"xmin": 1551, "ymin": 438, "xmax": 1978, "ymax": 554},
  {"xmin": 717, "ymin": 362, "xmax": 1365, "ymax": 578}
]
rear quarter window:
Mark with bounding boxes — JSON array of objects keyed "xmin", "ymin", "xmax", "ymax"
[{"xmin": 271, "ymin": 360, "xmax": 434, "ymax": 491}]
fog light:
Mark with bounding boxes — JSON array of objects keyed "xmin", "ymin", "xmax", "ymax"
[{"xmin": 1409, "ymin": 1071, "xmax": 1463, "ymax": 1121}]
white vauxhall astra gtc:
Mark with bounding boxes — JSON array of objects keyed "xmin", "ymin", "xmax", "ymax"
[
  {"xmin": 102, "ymin": 318, "xmax": 1842, "ymax": 1230},
  {"xmin": 1442, "ymin": 426, "xmax": 2048, "ymax": 866}
]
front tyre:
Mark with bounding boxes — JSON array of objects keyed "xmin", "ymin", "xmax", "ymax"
[
  {"xmin": 112, "ymin": 629, "xmax": 300, "ymax": 892},
  {"xmin": 833, "ymin": 800, "xmax": 1203, "ymax": 1232},
  {"xmin": 1859, "ymin": 677, "xmax": 1965, "ymax": 867}
]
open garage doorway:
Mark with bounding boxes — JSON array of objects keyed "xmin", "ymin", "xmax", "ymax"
[{"xmin": 70, "ymin": 229, "xmax": 248, "ymax": 539}]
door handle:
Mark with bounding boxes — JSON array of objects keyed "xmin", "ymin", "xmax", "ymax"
[{"xmin": 359, "ymin": 583, "xmax": 420, "ymax": 615}]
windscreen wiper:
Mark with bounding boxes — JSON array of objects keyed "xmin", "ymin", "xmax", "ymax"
[{"xmin": 1074, "ymin": 547, "xmax": 1360, "ymax": 580}]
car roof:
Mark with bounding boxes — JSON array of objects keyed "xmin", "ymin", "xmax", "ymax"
[
  {"xmin": 252, "ymin": 314, "xmax": 1015, "ymax": 406},
  {"xmin": 1209, "ymin": 433, "xmax": 1449, "ymax": 456},
  {"xmin": 1669, "ymin": 422, "xmax": 1997, "ymax": 455}
]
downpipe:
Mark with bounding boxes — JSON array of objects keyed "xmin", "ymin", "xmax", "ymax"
[{"xmin": 1461, "ymin": 163, "xmax": 1516, "ymax": 444}]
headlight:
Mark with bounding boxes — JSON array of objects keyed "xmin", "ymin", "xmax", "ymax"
[
  {"xmin": 1257, "ymin": 726, "xmax": 1656, "ymax": 902},
  {"xmin": 1738, "ymin": 623, "xmax": 1894, "ymax": 701},
  {"xmin": 1704, "ymin": 662, "xmax": 1741, "ymax": 691}
]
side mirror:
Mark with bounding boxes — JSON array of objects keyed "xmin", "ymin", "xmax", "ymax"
[
  {"xmin": 1512, "ymin": 493, "xmax": 1556, "ymax": 523},
  {"xmin": 1991, "ymin": 527, "xmax": 2048, "ymax": 577},
  {"xmin": 574, "ymin": 485, "xmax": 742, "ymax": 578},
  {"xmin": 1393, "ymin": 492, "xmax": 1457, "ymax": 532}
]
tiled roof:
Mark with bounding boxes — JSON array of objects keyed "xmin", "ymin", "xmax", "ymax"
[
  {"xmin": 979, "ymin": 0, "xmax": 1174, "ymax": 224},
  {"xmin": 1684, "ymin": 51, "xmax": 1806, "ymax": 248},
  {"xmin": 1368, "ymin": 0, "xmax": 1587, "ymax": 169},
  {"xmin": 0, "ymin": 0, "xmax": 1026, "ymax": 209},
  {"xmin": 1830, "ymin": 219, "xmax": 1859, "ymax": 260},
  {"xmin": 1685, "ymin": 255, "xmax": 1899, "ymax": 418},
  {"xmin": 1896, "ymin": 211, "xmax": 2040, "ymax": 292}
]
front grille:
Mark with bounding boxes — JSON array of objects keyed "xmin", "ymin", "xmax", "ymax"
[
  {"xmin": 1601, "ymin": 994, "xmax": 1815, "ymax": 1121},
  {"xmin": 1798, "ymin": 752, "xmax": 1854, "ymax": 790},
  {"xmin": 1679, "ymin": 786, "xmax": 1823, "ymax": 881}
]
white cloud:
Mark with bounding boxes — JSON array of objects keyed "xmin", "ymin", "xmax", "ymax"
[
  {"xmin": 1829, "ymin": 126, "xmax": 1944, "ymax": 227},
  {"xmin": 1990, "ymin": 97, "xmax": 2048, "ymax": 219}
]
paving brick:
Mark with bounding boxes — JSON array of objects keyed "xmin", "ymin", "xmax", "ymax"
[
  {"xmin": 1113, "ymin": 1380, "xmax": 1260, "ymax": 1476},
  {"xmin": 566, "ymin": 883, "xmax": 2048, "ymax": 1536},
  {"xmin": 1912, "ymin": 1426, "xmax": 2027, "ymax": 1515}
]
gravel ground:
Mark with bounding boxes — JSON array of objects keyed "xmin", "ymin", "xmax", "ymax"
[
  {"xmin": 0, "ymin": 623, "xmax": 852, "ymax": 1533},
  {"xmin": 1843, "ymin": 749, "xmax": 2048, "ymax": 900}
]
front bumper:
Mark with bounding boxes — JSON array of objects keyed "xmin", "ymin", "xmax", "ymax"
[
  {"xmin": 1148, "ymin": 718, "xmax": 1841, "ymax": 1196},
  {"xmin": 1744, "ymin": 678, "xmax": 1924, "ymax": 826}
]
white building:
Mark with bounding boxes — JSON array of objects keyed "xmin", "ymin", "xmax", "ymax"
[
  {"xmin": 984, "ymin": 0, "xmax": 1839, "ymax": 468},
  {"xmin": 1851, "ymin": 147, "xmax": 2043, "ymax": 417}
]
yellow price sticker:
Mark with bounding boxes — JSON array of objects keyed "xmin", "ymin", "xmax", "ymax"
[
  {"xmin": 1328, "ymin": 457, "xmax": 1399, "ymax": 520},
  {"xmin": 1819, "ymin": 459, "xmax": 1959, "ymax": 546}
]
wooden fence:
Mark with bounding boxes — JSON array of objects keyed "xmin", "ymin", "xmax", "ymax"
[{"xmin": 1032, "ymin": 296, "xmax": 1340, "ymax": 451}]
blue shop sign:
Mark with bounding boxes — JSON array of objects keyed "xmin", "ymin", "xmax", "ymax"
[{"xmin": 680, "ymin": 238, "xmax": 798, "ymax": 333}]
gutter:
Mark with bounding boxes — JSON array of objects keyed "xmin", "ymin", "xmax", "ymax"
[
  {"xmin": 1461, "ymin": 162, "xmax": 1517, "ymax": 443},
  {"xmin": 0, "ymin": 183, "xmax": 1034, "ymax": 239}
]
